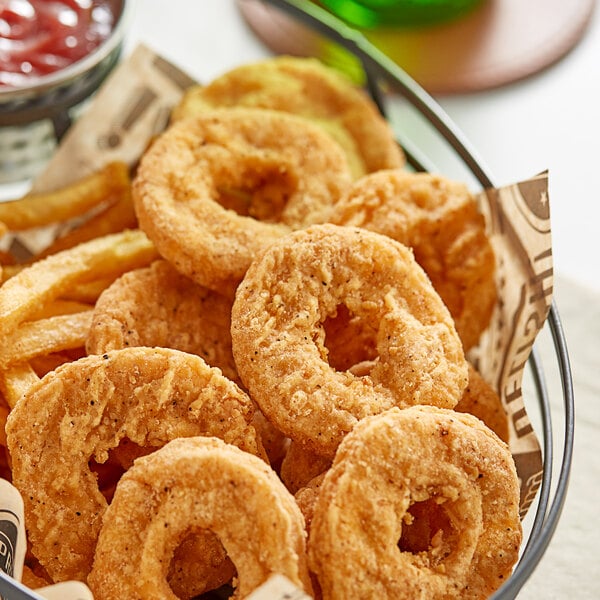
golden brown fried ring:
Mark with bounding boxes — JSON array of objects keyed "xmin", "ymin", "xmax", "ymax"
[
  {"xmin": 172, "ymin": 56, "xmax": 404, "ymax": 178},
  {"xmin": 86, "ymin": 259, "xmax": 238, "ymax": 382},
  {"xmin": 455, "ymin": 363, "xmax": 509, "ymax": 444},
  {"xmin": 232, "ymin": 223, "xmax": 468, "ymax": 457},
  {"xmin": 87, "ymin": 436, "xmax": 313, "ymax": 600},
  {"xmin": 331, "ymin": 170, "xmax": 497, "ymax": 350},
  {"xmin": 6, "ymin": 347, "xmax": 265, "ymax": 583},
  {"xmin": 86, "ymin": 258, "xmax": 287, "ymax": 468},
  {"xmin": 133, "ymin": 108, "xmax": 353, "ymax": 294},
  {"xmin": 308, "ymin": 406, "xmax": 522, "ymax": 600}
]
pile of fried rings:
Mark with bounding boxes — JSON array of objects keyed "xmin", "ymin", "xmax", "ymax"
[{"xmin": 2, "ymin": 57, "xmax": 521, "ymax": 600}]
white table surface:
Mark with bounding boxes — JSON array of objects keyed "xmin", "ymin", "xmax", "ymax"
[{"xmin": 126, "ymin": 2, "xmax": 599, "ymax": 598}]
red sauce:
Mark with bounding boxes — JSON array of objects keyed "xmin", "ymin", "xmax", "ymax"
[{"xmin": 0, "ymin": 0, "xmax": 115, "ymax": 87}]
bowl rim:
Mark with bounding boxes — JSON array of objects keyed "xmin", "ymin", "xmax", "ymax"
[{"xmin": 0, "ymin": 0, "xmax": 136, "ymax": 101}]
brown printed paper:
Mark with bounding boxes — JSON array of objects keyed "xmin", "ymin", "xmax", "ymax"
[
  {"xmin": 1, "ymin": 44, "xmax": 551, "ymax": 597},
  {"xmin": 0, "ymin": 479, "xmax": 26, "ymax": 584},
  {"xmin": 31, "ymin": 44, "xmax": 196, "ymax": 194},
  {"xmin": 471, "ymin": 173, "xmax": 551, "ymax": 516}
]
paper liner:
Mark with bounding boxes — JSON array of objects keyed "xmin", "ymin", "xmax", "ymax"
[
  {"xmin": 36, "ymin": 581, "xmax": 94, "ymax": 600},
  {"xmin": 0, "ymin": 479, "xmax": 26, "ymax": 583},
  {"xmin": 30, "ymin": 45, "xmax": 196, "ymax": 194},
  {"xmin": 471, "ymin": 173, "xmax": 551, "ymax": 516},
  {"xmin": 246, "ymin": 574, "xmax": 312, "ymax": 599},
  {"xmin": 0, "ymin": 43, "xmax": 550, "ymax": 597}
]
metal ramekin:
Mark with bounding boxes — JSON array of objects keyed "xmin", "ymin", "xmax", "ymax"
[{"xmin": 0, "ymin": 0, "xmax": 135, "ymax": 184}]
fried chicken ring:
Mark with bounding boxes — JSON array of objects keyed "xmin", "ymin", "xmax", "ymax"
[
  {"xmin": 308, "ymin": 406, "xmax": 522, "ymax": 600},
  {"xmin": 231, "ymin": 224, "xmax": 468, "ymax": 457},
  {"xmin": 331, "ymin": 170, "xmax": 497, "ymax": 350},
  {"xmin": 88, "ymin": 436, "xmax": 313, "ymax": 600},
  {"xmin": 171, "ymin": 56, "xmax": 405, "ymax": 178},
  {"xmin": 86, "ymin": 259, "xmax": 238, "ymax": 382},
  {"xmin": 6, "ymin": 347, "xmax": 265, "ymax": 583},
  {"xmin": 133, "ymin": 107, "xmax": 353, "ymax": 294}
]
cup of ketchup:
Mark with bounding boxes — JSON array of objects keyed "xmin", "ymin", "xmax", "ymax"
[{"xmin": 0, "ymin": 0, "xmax": 133, "ymax": 184}]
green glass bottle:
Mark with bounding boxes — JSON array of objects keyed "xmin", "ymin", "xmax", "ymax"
[{"xmin": 319, "ymin": 0, "xmax": 483, "ymax": 28}]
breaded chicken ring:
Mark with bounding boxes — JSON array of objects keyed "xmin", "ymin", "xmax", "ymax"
[
  {"xmin": 133, "ymin": 108, "xmax": 353, "ymax": 294},
  {"xmin": 88, "ymin": 436, "xmax": 313, "ymax": 600},
  {"xmin": 6, "ymin": 347, "xmax": 265, "ymax": 584},
  {"xmin": 171, "ymin": 56, "xmax": 405, "ymax": 178},
  {"xmin": 308, "ymin": 406, "xmax": 522, "ymax": 600},
  {"xmin": 331, "ymin": 170, "xmax": 497, "ymax": 350},
  {"xmin": 231, "ymin": 224, "xmax": 468, "ymax": 457},
  {"xmin": 86, "ymin": 259, "xmax": 238, "ymax": 382}
]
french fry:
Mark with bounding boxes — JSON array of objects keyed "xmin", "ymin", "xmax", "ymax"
[
  {"xmin": 0, "ymin": 229, "xmax": 158, "ymax": 338},
  {"xmin": 0, "ymin": 311, "xmax": 93, "ymax": 369},
  {"xmin": 37, "ymin": 186, "xmax": 137, "ymax": 258},
  {"xmin": 0, "ymin": 162, "xmax": 130, "ymax": 231},
  {"xmin": 29, "ymin": 300, "xmax": 94, "ymax": 320},
  {"xmin": 59, "ymin": 277, "xmax": 120, "ymax": 304},
  {"xmin": 0, "ymin": 362, "xmax": 40, "ymax": 409}
]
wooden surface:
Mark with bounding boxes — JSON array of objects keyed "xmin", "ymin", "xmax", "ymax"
[{"xmin": 238, "ymin": 0, "xmax": 596, "ymax": 94}]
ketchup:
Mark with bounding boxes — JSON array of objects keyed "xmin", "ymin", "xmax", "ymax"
[{"xmin": 0, "ymin": 0, "xmax": 115, "ymax": 87}]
